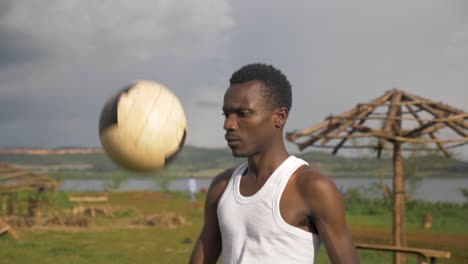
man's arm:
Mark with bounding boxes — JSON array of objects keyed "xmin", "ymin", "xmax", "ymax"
[
  {"xmin": 302, "ymin": 171, "xmax": 359, "ymax": 263},
  {"xmin": 189, "ymin": 169, "xmax": 232, "ymax": 264}
]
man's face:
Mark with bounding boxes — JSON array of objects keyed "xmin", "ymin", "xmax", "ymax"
[{"xmin": 222, "ymin": 80, "xmax": 277, "ymax": 157}]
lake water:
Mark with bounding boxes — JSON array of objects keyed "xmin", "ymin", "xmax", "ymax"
[{"xmin": 59, "ymin": 177, "xmax": 468, "ymax": 203}]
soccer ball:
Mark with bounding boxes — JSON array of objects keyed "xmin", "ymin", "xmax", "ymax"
[{"xmin": 99, "ymin": 80, "xmax": 186, "ymax": 173}]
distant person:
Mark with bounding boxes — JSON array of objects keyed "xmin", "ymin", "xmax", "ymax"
[
  {"xmin": 187, "ymin": 176, "xmax": 198, "ymax": 202},
  {"xmin": 189, "ymin": 63, "xmax": 359, "ymax": 263},
  {"xmin": 339, "ymin": 185, "xmax": 347, "ymax": 198}
]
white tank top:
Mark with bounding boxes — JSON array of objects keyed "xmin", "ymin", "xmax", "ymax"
[{"xmin": 217, "ymin": 156, "xmax": 322, "ymax": 264}]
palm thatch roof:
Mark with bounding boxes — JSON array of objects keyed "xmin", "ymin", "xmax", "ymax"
[{"xmin": 0, "ymin": 162, "xmax": 58, "ymax": 194}]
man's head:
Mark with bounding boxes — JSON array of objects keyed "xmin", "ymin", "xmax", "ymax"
[
  {"xmin": 229, "ymin": 63, "xmax": 292, "ymax": 111},
  {"xmin": 223, "ymin": 63, "xmax": 292, "ymax": 157}
]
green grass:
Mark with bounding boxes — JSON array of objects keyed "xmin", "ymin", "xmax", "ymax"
[
  {"xmin": 344, "ymin": 194, "xmax": 468, "ymax": 235},
  {"xmin": 1, "ymin": 191, "xmax": 467, "ymax": 263},
  {"xmin": 1, "ymin": 229, "xmax": 195, "ymax": 264}
]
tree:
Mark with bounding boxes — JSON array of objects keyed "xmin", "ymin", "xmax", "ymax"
[{"xmin": 153, "ymin": 166, "xmax": 175, "ymax": 193}]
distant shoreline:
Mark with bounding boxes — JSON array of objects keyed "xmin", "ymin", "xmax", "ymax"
[{"xmin": 0, "ymin": 148, "xmax": 104, "ymax": 155}]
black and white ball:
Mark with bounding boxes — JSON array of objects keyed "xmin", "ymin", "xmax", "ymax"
[{"xmin": 99, "ymin": 80, "xmax": 186, "ymax": 172}]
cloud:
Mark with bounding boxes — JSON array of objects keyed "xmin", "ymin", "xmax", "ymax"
[
  {"xmin": 0, "ymin": 1, "xmax": 234, "ymax": 100},
  {"xmin": 446, "ymin": 25, "xmax": 468, "ymax": 61},
  {"xmin": 0, "ymin": 1, "xmax": 44, "ymax": 69},
  {"xmin": 1, "ymin": 0, "xmax": 233, "ymax": 63},
  {"xmin": 0, "ymin": 95, "xmax": 98, "ymax": 122},
  {"xmin": 0, "ymin": 0, "xmax": 234, "ymax": 148},
  {"xmin": 0, "ymin": 0, "xmax": 467, "ymax": 160},
  {"xmin": 0, "ymin": 29, "xmax": 44, "ymax": 69},
  {"xmin": 0, "ymin": 0, "xmax": 234, "ymax": 96},
  {"xmin": 196, "ymin": 100, "xmax": 220, "ymax": 109}
]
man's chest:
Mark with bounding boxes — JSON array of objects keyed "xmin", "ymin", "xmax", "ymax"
[{"xmin": 280, "ymin": 176, "xmax": 318, "ymax": 234}]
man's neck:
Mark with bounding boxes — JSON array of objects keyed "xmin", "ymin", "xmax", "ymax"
[{"xmin": 246, "ymin": 146, "xmax": 289, "ymax": 180}]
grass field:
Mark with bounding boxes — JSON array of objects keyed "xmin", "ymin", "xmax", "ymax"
[{"xmin": 1, "ymin": 191, "xmax": 467, "ymax": 263}]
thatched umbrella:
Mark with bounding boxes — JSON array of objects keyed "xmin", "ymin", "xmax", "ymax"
[
  {"xmin": 0, "ymin": 162, "xmax": 58, "ymax": 217},
  {"xmin": 286, "ymin": 89, "xmax": 468, "ymax": 264}
]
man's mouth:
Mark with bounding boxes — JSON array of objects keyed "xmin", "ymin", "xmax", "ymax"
[{"xmin": 225, "ymin": 136, "xmax": 240, "ymax": 146}]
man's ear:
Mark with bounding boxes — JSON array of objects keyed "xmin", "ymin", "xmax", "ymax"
[{"xmin": 274, "ymin": 107, "xmax": 289, "ymax": 128}]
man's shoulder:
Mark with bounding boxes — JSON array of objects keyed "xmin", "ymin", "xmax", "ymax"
[
  {"xmin": 294, "ymin": 163, "xmax": 326, "ymax": 182},
  {"xmin": 212, "ymin": 168, "xmax": 235, "ymax": 185},
  {"xmin": 294, "ymin": 164, "xmax": 338, "ymax": 198},
  {"xmin": 205, "ymin": 168, "xmax": 236, "ymax": 202}
]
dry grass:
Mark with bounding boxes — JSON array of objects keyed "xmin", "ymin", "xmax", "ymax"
[{"xmin": 130, "ymin": 212, "xmax": 186, "ymax": 229}]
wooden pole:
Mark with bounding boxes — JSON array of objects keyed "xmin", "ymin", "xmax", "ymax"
[
  {"xmin": 0, "ymin": 218, "xmax": 19, "ymax": 240},
  {"xmin": 378, "ymin": 91, "xmax": 402, "ymax": 157},
  {"xmin": 393, "ymin": 103, "xmax": 407, "ymax": 264},
  {"xmin": 393, "ymin": 141, "xmax": 405, "ymax": 264}
]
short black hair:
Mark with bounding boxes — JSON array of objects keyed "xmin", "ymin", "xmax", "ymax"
[{"xmin": 229, "ymin": 63, "xmax": 292, "ymax": 111}]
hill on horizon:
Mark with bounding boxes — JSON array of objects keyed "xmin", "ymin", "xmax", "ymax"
[{"xmin": 0, "ymin": 145, "xmax": 467, "ymax": 179}]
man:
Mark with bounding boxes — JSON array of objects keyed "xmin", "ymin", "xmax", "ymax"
[
  {"xmin": 189, "ymin": 63, "xmax": 359, "ymax": 263},
  {"xmin": 187, "ymin": 175, "xmax": 198, "ymax": 202}
]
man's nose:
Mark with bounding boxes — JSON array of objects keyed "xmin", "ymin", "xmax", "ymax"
[{"xmin": 223, "ymin": 115, "xmax": 237, "ymax": 131}]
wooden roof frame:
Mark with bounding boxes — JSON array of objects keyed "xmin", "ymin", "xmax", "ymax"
[
  {"xmin": 286, "ymin": 88, "xmax": 468, "ymax": 264},
  {"xmin": 287, "ymin": 89, "xmax": 468, "ymax": 157},
  {"xmin": 0, "ymin": 162, "xmax": 58, "ymax": 194}
]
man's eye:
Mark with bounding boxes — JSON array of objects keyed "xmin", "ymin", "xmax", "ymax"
[
  {"xmin": 239, "ymin": 111, "xmax": 250, "ymax": 117},
  {"xmin": 222, "ymin": 112, "xmax": 228, "ymax": 118}
]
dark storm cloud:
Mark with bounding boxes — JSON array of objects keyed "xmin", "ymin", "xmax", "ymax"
[
  {"xmin": 0, "ymin": 29, "xmax": 44, "ymax": 69},
  {"xmin": 0, "ymin": 95, "xmax": 99, "ymax": 122},
  {"xmin": 0, "ymin": 1, "xmax": 234, "ymax": 149},
  {"xmin": 0, "ymin": 1, "xmax": 44, "ymax": 69}
]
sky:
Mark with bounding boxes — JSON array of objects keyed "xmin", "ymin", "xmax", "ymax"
[{"xmin": 0, "ymin": 0, "xmax": 467, "ymax": 159}]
